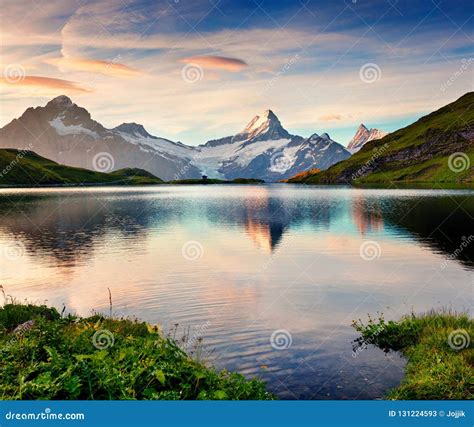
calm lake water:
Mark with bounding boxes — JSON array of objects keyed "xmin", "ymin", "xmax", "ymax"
[{"xmin": 0, "ymin": 185, "xmax": 472, "ymax": 399}]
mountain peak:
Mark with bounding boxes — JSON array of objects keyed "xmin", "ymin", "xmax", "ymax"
[
  {"xmin": 348, "ymin": 124, "xmax": 388, "ymax": 153},
  {"xmin": 114, "ymin": 122, "xmax": 153, "ymax": 138},
  {"xmin": 46, "ymin": 95, "xmax": 74, "ymax": 109},
  {"xmin": 245, "ymin": 110, "xmax": 279, "ymax": 131},
  {"xmin": 233, "ymin": 109, "xmax": 290, "ymax": 143},
  {"xmin": 262, "ymin": 109, "xmax": 278, "ymax": 120}
]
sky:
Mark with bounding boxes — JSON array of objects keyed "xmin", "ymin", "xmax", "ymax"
[{"xmin": 1, "ymin": 0, "xmax": 473, "ymax": 146}]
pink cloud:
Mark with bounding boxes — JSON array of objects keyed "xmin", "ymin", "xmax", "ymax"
[
  {"xmin": 181, "ymin": 55, "xmax": 248, "ymax": 72},
  {"xmin": 319, "ymin": 113, "xmax": 352, "ymax": 121},
  {"xmin": 47, "ymin": 57, "xmax": 141, "ymax": 77},
  {"xmin": 0, "ymin": 76, "xmax": 90, "ymax": 93}
]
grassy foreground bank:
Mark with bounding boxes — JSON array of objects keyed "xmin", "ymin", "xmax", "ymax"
[
  {"xmin": 0, "ymin": 303, "xmax": 272, "ymax": 400},
  {"xmin": 353, "ymin": 310, "xmax": 473, "ymax": 400}
]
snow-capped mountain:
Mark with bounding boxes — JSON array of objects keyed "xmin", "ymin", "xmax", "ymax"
[
  {"xmin": 0, "ymin": 96, "xmax": 201, "ymax": 181},
  {"xmin": 0, "ymin": 96, "xmax": 350, "ymax": 182},
  {"xmin": 192, "ymin": 110, "xmax": 350, "ymax": 181},
  {"xmin": 347, "ymin": 124, "xmax": 388, "ymax": 153},
  {"xmin": 113, "ymin": 122, "xmax": 195, "ymax": 159}
]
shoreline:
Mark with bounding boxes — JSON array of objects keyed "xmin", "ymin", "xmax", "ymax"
[
  {"xmin": 0, "ymin": 302, "xmax": 272, "ymax": 400},
  {"xmin": 353, "ymin": 310, "xmax": 473, "ymax": 400},
  {"xmin": 1, "ymin": 182, "xmax": 473, "ymax": 190},
  {"xmin": 1, "ymin": 302, "xmax": 471, "ymax": 400}
]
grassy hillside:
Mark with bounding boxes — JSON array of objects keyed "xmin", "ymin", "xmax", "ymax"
[
  {"xmin": 0, "ymin": 302, "xmax": 271, "ymax": 400},
  {"xmin": 0, "ymin": 149, "xmax": 164, "ymax": 186},
  {"xmin": 290, "ymin": 92, "xmax": 474, "ymax": 185},
  {"xmin": 281, "ymin": 168, "xmax": 321, "ymax": 183}
]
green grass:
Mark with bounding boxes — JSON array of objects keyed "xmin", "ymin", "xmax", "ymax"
[
  {"xmin": 0, "ymin": 149, "xmax": 164, "ymax": 187},
  {"xmin": 0, "ymin": 302, "xmax": 272, "ymax": 400},
  {"xmin": 350, "ymin": 150, "xmax": 474, "ymax": 184},
  {"xmin": 352, "ymin": 310, "xmax": 473, "ymax": 399},
  {"xmin": 291, "ymin": 92, "xmax": 474, "ymax": 185},
  {"xmin": 169, "ymin": 178, "xmax": 264, "ymax": 185},
  {"xmin": 0, "ymin": 149, "xmax": 265, "ymax": 187}
]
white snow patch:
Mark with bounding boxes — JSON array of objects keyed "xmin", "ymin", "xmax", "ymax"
[
  {"xmin": 48, "ymin": 117, "xmax": 99, "ymax": 139},
  {"xmin": 268, "ymin": 145, "xmax": 298, "ymax": 173},
  {"xmin": 116, "ymin": 131, "xmax": 194, "ymax": 158},
  {"xmin": 192, "ymin": 138, "xmax": 291, "ymax": 176}
]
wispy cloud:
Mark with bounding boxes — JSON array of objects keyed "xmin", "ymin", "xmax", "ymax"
[
  {"xmin": 47, "ymin": 57, "xmax": 142, "ymax": 77},
  {"xmin": 319, "ymin": 114, "xmax": 350, "ymax": 121},
  {"xmin": 0, "ymin": 76, "xmax": 90, "ymax": 93},
  {"xmin": 181, "ymin": 56, "xmax": 248, "ymax": 72},
  {"xmin": 0, "ymin": 0, "xmax": 472, "ymax": 145}
]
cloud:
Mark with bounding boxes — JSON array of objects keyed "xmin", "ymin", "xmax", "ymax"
[
  {"xmin": 181, "ymin": 56, "xmax": 248, "ymax": 72},
  {"xmin": 1, "ymin": 0, "xmax": 473, "ymax": 146},
  {"xmin": 0, "ymin": 76, "xmax": 90, "ymax": 93},
  {"xmin": 47, "ymin": 57, "xmax": 142, "ymax": 77},
  {"xmin": 319, "ymin": 113, "xmax": 344, "ymax": 121}
]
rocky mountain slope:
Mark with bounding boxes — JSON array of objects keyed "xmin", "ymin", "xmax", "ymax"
[
  {"xmin": 194, "ymin": 110, "xmax": 350, "ymax": 181},
  {"xmin": 287, "ymin": 92, "xmax": 474, "ymax": 185},
  {"xmin": 0, "ymin": 97, "xmax": 350, "ymax": 182},
  {"xmin": 0, "ymin": 96, "xmax": 201, "ymax": 181}
]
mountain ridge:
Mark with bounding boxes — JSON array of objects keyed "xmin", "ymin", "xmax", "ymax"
[
  {"xmin": 0, "ymin": 96, "xmax": 202, "ymax": 181},
  {"xmin": 0, "ymin": 96, "xmax": 352, "ymax": 182}
]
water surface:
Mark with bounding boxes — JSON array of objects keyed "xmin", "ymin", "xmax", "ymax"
[{"xmin": 0, "ymin": 185, "xmax": 472, "ymax": 399}]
